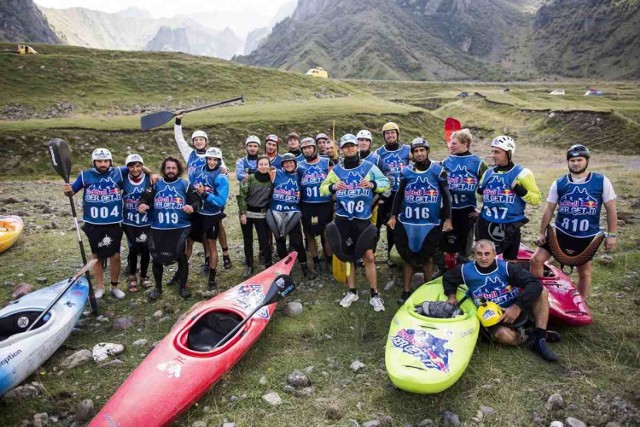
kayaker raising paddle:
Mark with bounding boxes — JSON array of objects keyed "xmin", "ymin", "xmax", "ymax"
[{"xmin": 443, "ymin": 239, "xmax": 560, "ymax": 362}]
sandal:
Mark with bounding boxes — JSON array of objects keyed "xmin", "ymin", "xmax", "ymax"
[
  {"xmin": 140, "ymin": 277, "xmax": 152, "ymax": 289},
  {"xmin": 128, "ymin": 276, "xmax": 139, "ymax": 293}
]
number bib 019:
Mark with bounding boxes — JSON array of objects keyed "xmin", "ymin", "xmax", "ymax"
[{"xmin": 151, "ymin": 178, "xmax": 192, "ymax": 229}]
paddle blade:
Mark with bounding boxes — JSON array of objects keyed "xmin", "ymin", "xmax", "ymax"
[
  {"xmin": 444, "ymin": 117, "xmax": 462, "ymax": 145},
  {"xmin": 140, "ymin": 110, "xmax": 175, "ymax": 131},
  {"xmin": 263, "ymin": 274, "xmax": 296, "ymax": 306},
  {"xmin": 48, "ymin": 138, "xmax": 73, "ymax": 182}
]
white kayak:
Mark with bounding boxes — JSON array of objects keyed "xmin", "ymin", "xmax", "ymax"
[{"xmin": 0, "ymin": 276, "xmax": 89, "ymax": 396}]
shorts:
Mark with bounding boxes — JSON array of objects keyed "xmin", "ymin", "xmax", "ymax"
[
  {"xmin": 301, "ymin": 201, "xmax": 334, "ymax": 237},
  {"xmin": 122, "ymin": 224, "xmax": 151, "ymax": 252},
  {"xmin": 333, "ymin": 216, "xmax": 377, "ymax": 255},
  {"xmin": 82, "ymin": 222, "xmax": 123, "ymax": 259},
  {"xmin": 148, "ymin": 227, "xmax": 190, "ymax": 266},
  {"xmin": 476, "ymin": 216, "xmax": 525, "ymax": 260},
  {"xmin": 189, "ymin": 212, "xmax": 225, "ymax": 242},
  {"xmin": 394, "ymin": 222, "xmax": 442, "ymax": 265}
]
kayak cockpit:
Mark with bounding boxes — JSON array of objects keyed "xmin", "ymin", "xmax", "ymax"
[
  {"xmin": 185, "ymin": 310, "xmax": 244, "ymax": 352},
  {"xmin": 0, "ymin": 310, "xmax": 51, "ymax": 341}
]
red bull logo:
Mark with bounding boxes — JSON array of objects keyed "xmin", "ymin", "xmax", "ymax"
[{"xmin": 390, "ymin": 328, "xmax": 452, "ymax": 373}]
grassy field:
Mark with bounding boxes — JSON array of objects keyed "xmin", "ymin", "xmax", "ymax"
[{"xmin": 0, "ymin": 45, "xmax": 639, "ymax": 426}]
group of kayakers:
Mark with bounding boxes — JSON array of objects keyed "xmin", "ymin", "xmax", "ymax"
[{"xmin": 63, "ymin": 112, "xmax": 617, "ymax": 362}]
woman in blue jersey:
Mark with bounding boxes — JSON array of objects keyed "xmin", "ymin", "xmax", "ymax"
[
  {"xmin": 531, "ymin": 145, "xmax": 617, "ymax": 298},
  {"xmin": 138, "ymin": 156, "xmax": 201, "ymax": 300},
  {"xmin": 441, "ymin": 129, "xmax": 488, "ymax": 267},
  {"xmin": 63, "ymin": 148, "xmax": 126, "ymax": 300},
  {"xmin": 194, "ymin": 147, "xmax": 230, "ymax": 291},
  {"xmin": 120, "ymin": 154, "xmax": 152, "ymax": 293},
  {"xmin": 387, "ymin": 138, "xmax": 453, "ymax": 304},
  {"xmin": 267, "ymin": 153, "xmax": 317, "ymax": 279},
  {"xmin": 321, "ymin": 134, "xmax": 390, "ymax": 312}
]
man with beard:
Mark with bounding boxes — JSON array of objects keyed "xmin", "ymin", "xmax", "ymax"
[
  {"xmin": 267, "ymin": 153, "xmax": 317, "ymax": 279},
  {"xmin": 374, "ymin": 122, "xmax": 411, "ymax": 262},
  {"xmin": 63, "ymin": 148, "xmax": 126, "ymax": 300},
  {"xmin": 530, "ymin": 145, "xmax": 617, "ymax": 298},
  {"xmin": 174, "ymin": 111, "xmax": 232, "ymax": 271},
  {"xmin": 443, "ymin": 240, "xmax": 560, "ymax": 362},
  {"xmin": 441, "ymin": 129, "xmax": 488, "ymax": 268},
  {"xmin": 387, "ymin": 138, "xmax": 453, "ymax": 304},
  {"xmin": 138, "ymin": 156, "xmax": 201, "ymax": 300},
  {"xmin": 195, "ymin": 147, "xmax": 230, "ymax": 291},
  {"xmin": 298, "ymin": 137, "xmax": 334, "ymax": 274},
  {"xmin": 119, "ymin": 154, "xmax": 153, "ymax": 293},
  {"xmin": 265, "ymin": 134, "xmax": 283, "ymax": 169},
  {"xmin": 236, "ymin": 135, "xmax": 261, "ymax": 181},
  {"xmin": 324, "ymin": 139, "xmax": 339, "ymax": 164},
  {"xmin": 477, "ymin": 136, "xmax": 541, "ymax": 261},
  {"xmin": 321, "ymin": 134, "xmax": 390, "ymax": 312}
]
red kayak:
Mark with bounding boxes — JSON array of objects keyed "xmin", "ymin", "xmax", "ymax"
[
  {"xmin": 500, "ymin": 245, "xmax": 592, "ymax": 326},
  {"xmin": 90, "ymin": 252, "xmax": 298, "ymax": 427}
]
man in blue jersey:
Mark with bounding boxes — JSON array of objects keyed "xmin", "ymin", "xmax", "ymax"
[
  {"xmin": 443, "ymin": 240, "xmax": 560, "ymax": 362},
  {"xmin": 286, "ymin": 132, "xmax": 303, "ymax": 160},
  {"xmin": 298, "ymin": 137, "xmax": 335, "ymax": 274},
  {"xmin": 63, "ymin": 148, "xmax": 126, "ymax": 300},
  {"xmin": 120, "ymin": 154, "xmax": 152, "ymax": 293},
  {"xmin": 236, "ymin": 135, "xmax": 261, "ymax": 182},
  {"xmin": 477, "ymin": 136, "xmax": 541, "ymax": 261},
  {"xmin": 138, "ymin": 156, "xmax": 201, "ymax": 300},
  {"xmin": 531, "ymin": 145, "xmax": 617, "ymax": 298},
  {"xmin": 316, "ymin": 133, "xmax": 330, "ymax": 157},
  {"xmin": 321, "ymin": 134, "xmax": 391, "ymax": 312},
  {"xmin": 387, "ymin": 138, "xmax": 453, "ymax": 304},
  {"xmin": 356, "ymin": 129, "xmax": 381, "ymax": 167},
  {"xmin": 265, "ymin": 134, "xmax": 283, "ymax": 169},
  {"xmin": 194, "ymin": 147, "xmax": 230, "ymax": 291},
  {"xmin": 268, "ymin": 153, "xmax": 317, "ymax": 279},
  {"xmin": 374, "ymin": 122, "xmax": 411, "ymax": 262},
  {"xmin": 441, "ymin": 129, "xmax": 488, "ymax": 267},
  {"xmin": 174, "ymin": 111, "xmax": 233, "ymax": 271}
]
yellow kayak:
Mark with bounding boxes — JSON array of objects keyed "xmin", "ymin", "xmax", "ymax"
[{"xmin": 0, "ymin": 216, "xmax": 24, "ymax": 253}]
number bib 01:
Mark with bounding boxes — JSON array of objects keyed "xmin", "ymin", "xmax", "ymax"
[{"xmin": 298, "ymin": 157, "xmax": 332, "ymax": 203}]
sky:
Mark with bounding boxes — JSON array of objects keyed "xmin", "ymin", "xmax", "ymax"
[{"xmin": 34, "ymin": 0, "xmax": 293, "ymax": 19}]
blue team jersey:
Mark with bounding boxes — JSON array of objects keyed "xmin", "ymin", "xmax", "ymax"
[
  {"xmin": 298, "ymin": 157, "xmax": 332, "ymax": 203},
  {"xmin": 333, "ymin": 161, "xmax": 376, "ymax": 220},
  {"xmin": 269, "ymin": 154, "xmax": 283, "ymax": 170},
  {"xmin": 480, "ymin": 164, "xmax": 526, "ymax": 224},
  {"xmin": 462, "ymin": 260, "xmax": 519, "ymax": 308},
  {"xmin": 375, "ymin": 144, "xmax": 411, "ymax": 192},
  {"xmin": 235, "ymin": 156, "xmax": 258, "ymax": 181},
  {"xmin": 72, "ymin": 167, "xmax": 124, "ymax": 225},
  {"xmin": 554, "ymin": 173, "xmax": 605, "ymax": 238},
  {"xmin": 442, "ymin": 154, "xmax": 483, "ymax": 209},
  {"xmin": 122, "ymin": 173, "xmax": 151, "ymax": 227},
  {"xmin": 195, "ymin": 166, "xmax": 227, "ymax": 216},
  {"xmin": 186, "ymin": 150, "xmax": 206, "ymax": 183},
  {"xmin": 361, "ymin": 152, "xmax": 381, "ymax": 168},
  {"xmin": 150, "ymin": 178, "xmax": 192, "ymax": 230},
  {"xmin": 270, "ymin": 170, "xmax": 301, "ymax": 212}
]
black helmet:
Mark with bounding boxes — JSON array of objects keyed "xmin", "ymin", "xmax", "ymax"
[
  {"xmin": 567, "ymin": 144, "xmax": 590, "ymax": 160},
  {"xmin": 280, "ymin": 152, "xmax": 297, "ymax": 168},
  {"xmin": 411, "ymin": 137, "xmax": 430, "ymax": 152}
]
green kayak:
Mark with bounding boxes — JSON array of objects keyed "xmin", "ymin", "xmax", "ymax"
[{"xmin": 385, "ymin": 278, "xmax": 479, "ymax": 393}]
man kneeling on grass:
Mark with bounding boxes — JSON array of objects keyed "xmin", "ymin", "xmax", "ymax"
[{"xmin": 442, "ymin": 239, "xmax": 560, "ymax": 362}]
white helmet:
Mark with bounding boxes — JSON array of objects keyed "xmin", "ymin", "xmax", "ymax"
[
  {"xmin": 356, "ymin": 130, "xmax": 372, "ymax": 141},
  {"xmin": 92, "ymin": 148, "xmax": 112, "ymax": 161},
  {"xmin": 191, "ymin": 130, "xmax": 208, "ymax": 143},
  {"xmin": 245, "ymin": 135, "xmax": 261, "ymax": 146},
  {"xmin": 204, "ymin": 147, "xmax": 223, "ymax": 160},
  {"xmin": 491, "ymin": 135, "xmax": 516, "ymax": 154},
  {"xmin": 125, "ymin": 154, "xmax": 144, "ymax": 165},
  {"xmin": 339, "ymin": 134, "xmax": 357, "ymax": 148}
]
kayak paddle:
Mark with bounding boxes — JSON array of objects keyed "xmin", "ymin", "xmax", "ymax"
[
  {"xmin": 214, "ymin": 274, "xmax": 296, "ymax": 349},
  {"xmin": 140, "ymin": 95, "xmax": 244, "ymax": 131},
  {"xmin": 48, "ymin": 138, "xmax": 98, "ymax": 316},
  {"xmin": 444, "ymin": 117, "xmax": 462, "ymax": 145},
  {"xmin": 25, "ymin": 259, "xmax": 97, "ymax": 332}
]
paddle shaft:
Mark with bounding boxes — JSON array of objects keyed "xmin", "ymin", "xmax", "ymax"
[
  {"xmin": 141, "ymin": 95, "xmax": 244, "ymax": 130},
  {"xmin": 213, "ymin": 303, "xmax": 263, "ymax": 349},
  {"xmin": 25, "ymin": 259, "xmax": 96, "ymax": 332},
  {"xmin": 182, "ymin": 95, "xmax": 244, "ymax": 114}
]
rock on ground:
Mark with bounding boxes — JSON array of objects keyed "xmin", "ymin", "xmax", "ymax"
[
  {"xmin": 262, "ymin": 391, "xmax": 282, "ymax": 406},
  {"xmin": 547, "ymin": 393, "xmax": 565, "ymax": 410},
  {"xmin": 75, "ymin": 399, "xmax": 94, "ymax": 421},
  {"xmin": 565, "ymin": 418, "xmax": 586, "ymax": 427},
  {"xmin": 92, "ymin": 343, "xmax": 125, "ymax": 363},
  {"xmin": 286, "ymin": 370, "xmax": 311, "ymax": 388},
  {"xmin": 63, "ymin": 349, "xmax": 92, "ymax": 369}
]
